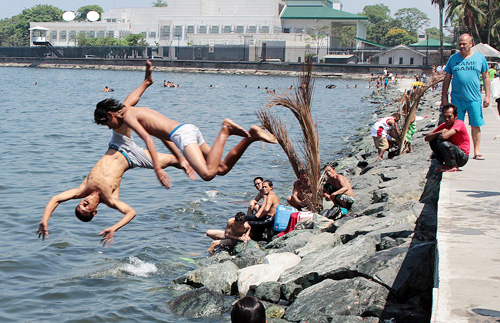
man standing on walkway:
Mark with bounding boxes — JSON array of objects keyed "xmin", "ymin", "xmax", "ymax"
[
  {"xmin": 425, "ymin": 104, "xmax": 470, "ymax": 172},
  {"xmin": 441, "ymin": 33, "xmax": 490, "ymax": 160}
]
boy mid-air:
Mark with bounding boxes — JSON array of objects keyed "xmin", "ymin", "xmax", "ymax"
[
  {"xmin": 38, "ymin": 61, "xmax": 189, "ymax": 247},
  {"xmin": 94, "ymin": 63, "xmax": 277, "ymax": 189}
]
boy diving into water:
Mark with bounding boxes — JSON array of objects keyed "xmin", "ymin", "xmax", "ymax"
[
  {"xmin": 94, "ymin": 62, "xmax": 278, "ymax": 189},
  {"xmin": 37, "ymin": 61, "xmax": 188, "ymax": 247}
]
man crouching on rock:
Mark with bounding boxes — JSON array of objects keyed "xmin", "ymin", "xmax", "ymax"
[
  {"xmin": 206, "ymin": 212, "xmax": 251, "ymax": 253},
  {"xmin": 425, "ymin": 104, "xmax": 470, "ymax": 172},
  {"xmin": 323, "ymin": 166, "xmax": 355, "ymax": 210}
]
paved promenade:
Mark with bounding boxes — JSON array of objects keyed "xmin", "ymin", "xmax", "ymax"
[{"xmin": 432, "ymin": 103, "xmax": 500, "ymax": 322}]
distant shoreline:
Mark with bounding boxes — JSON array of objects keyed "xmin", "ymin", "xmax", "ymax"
[
  {"xmin": 0, "ymin": 61, "xmax": 374, "ymax": 79},
  {"xmin": 0, "ymin": 58, "xmax": 429, "ymax": 80}
]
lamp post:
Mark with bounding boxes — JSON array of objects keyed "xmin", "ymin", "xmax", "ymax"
[
  {"xmin": 232, "ymin": 31, "xmax": 248, "ymax": 61},
  {"xmin": 176, "ymin": 35, "xmax": 181, "ymax": 58}
]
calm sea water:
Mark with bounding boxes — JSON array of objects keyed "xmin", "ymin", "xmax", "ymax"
[{"xmin": 0, "ymin": 66, "xmax": 377, "ymax": 322}]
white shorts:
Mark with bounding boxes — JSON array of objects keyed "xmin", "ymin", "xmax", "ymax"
[{"xmin": 169, "ymin": 124, "xmax": 206, "ymax": 153}]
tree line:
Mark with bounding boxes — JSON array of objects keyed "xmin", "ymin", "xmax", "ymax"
[{"xmin": 0, "ymin": 2, "xmax": 499, "ymax": 49}]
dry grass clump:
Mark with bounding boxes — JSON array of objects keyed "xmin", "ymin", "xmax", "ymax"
[{"xmin": 256, "ymin": 61, "xmax": 322, "ymax": 212}]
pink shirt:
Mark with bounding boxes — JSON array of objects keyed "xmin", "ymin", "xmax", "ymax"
[{"xmin": 433, "ymin": 119, "xmax": 470, "ymax": 155}]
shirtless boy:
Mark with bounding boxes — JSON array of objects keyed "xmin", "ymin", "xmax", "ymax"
[
  {"xmin": 323, "ymin": 166, "xmax": 355, "ymax": 210},
  {"xmin": 206, "ymin": 212, "xmax": 251, "ymax": 252},
  {"xmin": 247, "ymin": 176, "xmax": 264, "ymax": 216},
  {"xmin": 94, "ymin": 62, "xmax": 277, "ymax": 189},
  {"xmin": 287, "ymin": 170, "xmax": 311, "ymax": 211},
  {"xmin": 37, "ymin": 61, "xmax": 185, "ymax": 247},
  {"xmin": 247, "ymin": 180, "xmax": 280, "ymax": 220}
]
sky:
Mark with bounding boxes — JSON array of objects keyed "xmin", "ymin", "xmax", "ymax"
[{"xmin": 1, "ymin": 0, "xmax": 440, "ymax": 29}]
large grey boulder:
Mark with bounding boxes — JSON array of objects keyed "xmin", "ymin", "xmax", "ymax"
[
  {"xmin": 283, "ymin": 278, "xmax": 390, "ymax": 322},
  {"xmin": 247, "ymin": 281, "xmax": 281, "ymax": 303},
  {"xmin": 335, "ymin": 209, "xmax": 417, "ymax": 243},
  {"xmin": 350, "ymin": 174, "xmax": 381, "ymax": 191},
  {"xmin": 232, "ymin": 240, "xmax": 268, "ymax": 268},
  {"xmin": 295, "ymin": 232, "xmax": 342, "ymax": 258},
  {"xmin": 168, "ymin": 287, "xmax": 227, "ymax": 318},
  {"xmin": 279, "ymin": 235, "xmax": 378, "ymax": 301},
  {"xmin": 374, "ymin": 175, "xmax": 426, "ymax": 207},
  {"xmin": 354, "ymin": 241, "xmax": 435, "ymax": 301},
  {"xmin": 173, "ymin": 261, "xmax": 238, "ymax": 295},
  {"xmin": 349, "ymin": 191, "xmax": 373, "ymax": 215},
  {"xmin": 359, "ymin": 202, "xmax": 387, "ymax": 216},
  {"xmin": 238, "ymin": 252, "xmax": 301, "ymax": 296},
  {"xmin": 265, "ymin": 230, "xmax": 316, "ymax": 251}
]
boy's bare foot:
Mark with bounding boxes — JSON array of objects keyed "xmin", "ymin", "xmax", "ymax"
[
  {"xmin": 145, "ymin": 60, "xmax": 154, "ymax": 85},
  {"xmin": 249, "ymin": 125, "xmax": 278, "ymax": 143},
  {"xmin": 222, "ymin": 118, "xmax": 250, "ymax": 137}
]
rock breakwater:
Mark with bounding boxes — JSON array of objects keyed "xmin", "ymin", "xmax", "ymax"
[{"xmin": 168, "ymin": 83, "xmax": 443, "ymax": 322}]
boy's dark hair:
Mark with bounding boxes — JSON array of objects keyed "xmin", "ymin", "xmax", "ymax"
[
  {"xmin": 231, "ymin": 296, "xmax": 266, "ymax": 323},
  {"xmin": 263, "ymin": 180, "xmax": 273, "ymax": 187},
  {"xmin": 75, "ymin": 207, "xmax": 95, "ymax": 222},
  {"xmin": 253, "ymin": 176, "xmax": 263, "ymax": 183},
  {"xmin": 94, "ymin": 98, "xmax": 124, "ymax": 125},
  {"xmin": 235, "ymin": 212, "xmax": 246, "ymax": 222},
  {"xmin": 443, "ymin": 103, "xmax": 458, "ymax": 117}
]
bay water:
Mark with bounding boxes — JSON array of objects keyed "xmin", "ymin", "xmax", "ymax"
[{"xmin": 0, "ymin": 66, "xmax": 377, "ymax": 322}]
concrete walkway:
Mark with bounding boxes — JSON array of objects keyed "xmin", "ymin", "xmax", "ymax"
[{"xmin": 432, "ymin": 103, "xmax": 500, "ymax": 322}]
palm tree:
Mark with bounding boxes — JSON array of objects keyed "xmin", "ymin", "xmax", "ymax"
[
  {"xmin": 431, "ymin": 0, "xmax": 446, "ymax": 65},
  {"xmin": 446, "ymin": 0, "xmax": 486, "ymax": 43},
  {"xmin": 491, "ymin": 2, "xmax": 500, "ymax": 46}
]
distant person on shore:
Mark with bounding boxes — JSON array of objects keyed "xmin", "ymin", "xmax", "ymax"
[
  {"xmin": 323, "ymin": 166, "xmax": 355, "ymax": 210},
  {"xmin": 94, "ymin": 62, "xmax": 278, "ymax": 189},
  {"xmin": 425, "ymin": 104, "xmax": 470, "ymax": 172},
  {"xmin": 404, "ymin": 117, "xmax": 417, "ymax": 154},
  {"xmin": 384, "ymin": 76, "xmax": 389, "ymax": 90},
  {"xmin": 231, "ymin": 296, "xmax": 266, "ymax": 323},
  {"xmin": 38, "ymin": 63, "xmax": 185, "ymax": 246},
  {"xmin": 441, "ymin": 33, "xmax": 490, "ymax": 160},
  {"xmin": 371, "ymin": 113, "xmax": 400, "ymax": 160},
  {"xmin": 247, "ymin": 177, "xmax": 264, "ymax": 216},
  {"xmin": 287, "ymin": 170, "xmax": 311, "ymax": 211},
  {"xmin": 206, "ymin": 212, "xmax": 251, "ymax": 253},
  {"xmin": 246, "ymin": 180, "xmax": 280, "ymax": 221},
  {"xmin": 487, "ymin": 63, "xmax": 497, "ymax": 80},
  {"xmin": 491, "ymin": 72, "xmax": 500, "ymax": 114}
]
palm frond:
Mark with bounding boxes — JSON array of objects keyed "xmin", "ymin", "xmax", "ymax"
[
  {"xmin": 398, "ymin": 73, "xmax": 445, "ymax": 155},
  {"xmin": 256, "ymin": 60, "xmax": 323, "ymax": 211}
]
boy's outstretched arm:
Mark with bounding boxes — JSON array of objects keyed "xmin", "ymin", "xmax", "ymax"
[
  {"xmin": 122, "ymin": 60, "xmax": 154, "ymax": 107},
  {"xmin": 124, "ymin": 116, "xmax": 172, "ymax": 188},
  {"xmin": 37, "ymin": 187, "xmax": 82, "ymax": 240},
  {"xmin": 162, "ymin": 140, "xmax": 196, "ymax": 180},
  {"xmin": 99, "ymin": 198, "xmax": 136, "ymax": 247}
]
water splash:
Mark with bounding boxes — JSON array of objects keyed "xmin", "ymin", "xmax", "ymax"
[{"xmin": 114, "ymin": 257, "xmax": 158, "ymax": 277}]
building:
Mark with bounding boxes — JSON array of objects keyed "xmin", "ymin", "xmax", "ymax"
[
  {"xmin": 370, "ymin": 44, "xmax": 426, "ymax": 66},
  {"xmin": 29, "ymin": 0, "xmax": 369, "ymax": 62}
]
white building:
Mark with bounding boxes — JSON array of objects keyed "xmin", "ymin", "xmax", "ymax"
[
  {"xmin": 371, "ymin": 44, "xmax": 427, "ymax": 66},
  {"xmin": 29, "ymin": 0, "xmax": 369, "ymax": 61}
]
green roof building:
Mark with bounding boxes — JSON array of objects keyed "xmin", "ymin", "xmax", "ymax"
[{"xmin": 280, "ymin": 0, "xmax": 369, "ymax": 49}]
